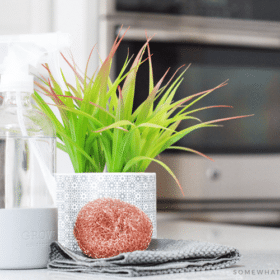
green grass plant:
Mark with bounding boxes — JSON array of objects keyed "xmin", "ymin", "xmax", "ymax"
[{"xmin": 33, "ymin": 29, "xmax": 252, "ymax": 195}]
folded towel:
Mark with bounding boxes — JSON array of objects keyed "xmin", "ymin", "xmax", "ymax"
[{"xmin": 48, "ymin": 239, "xmax": 241, "ymax": 277}]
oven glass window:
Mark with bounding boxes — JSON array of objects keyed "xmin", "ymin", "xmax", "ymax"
[
  {"xmin": 116, "ymin": 41, "xmax": 280, "ymax": 153},
  {"xmin": 117, "ymin": 0, "xmax": 280, "ymax": 22}
]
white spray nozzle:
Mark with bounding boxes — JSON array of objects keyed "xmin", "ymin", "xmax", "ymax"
[{"xmin": 0, "ymin": 32, "xmax": 72, "ymax": 92}]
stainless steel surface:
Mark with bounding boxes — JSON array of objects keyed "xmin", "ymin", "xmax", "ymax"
[
  {"xmin": 99, "ymin": 0, "xmax": 280, "ymax": 224},
  {"xmin": 115, "ymin": 18, "xmax": 280, "ymax": 49},
  {"xmin": 148, "ymin": 153, "xmax": 280, "ymax": 224},
  {"xmin": 100, "ymin": 1, "xmax": 280, "ymax": 49},
  {"xmin": 157, "ymin": 199, "xmax": 280, "ymax": 213},
  {"xmin": 148, "ymin": 153, "xmax": 280, "ymax": 200}
]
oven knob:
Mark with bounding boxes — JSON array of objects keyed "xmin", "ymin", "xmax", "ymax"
[{"xmin": 206, "ymin": 168, "xmax": 221, "ymax": 181}]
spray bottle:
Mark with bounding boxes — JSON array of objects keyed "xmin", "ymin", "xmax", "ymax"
[{"xmin": 0, "ymin": 32, "xmax": 71, "ymax": 269}]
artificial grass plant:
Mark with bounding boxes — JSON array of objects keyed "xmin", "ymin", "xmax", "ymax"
[{"xmin": 33, "ymin": 29, "xmax": 252, "ymax": 195}]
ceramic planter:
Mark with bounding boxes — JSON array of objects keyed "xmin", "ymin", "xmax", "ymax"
[{"xmin": 55, "ymin": 173, "xmax": 157, "ymax": 251}]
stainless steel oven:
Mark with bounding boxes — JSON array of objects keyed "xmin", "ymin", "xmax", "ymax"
[{"xmin": 99, "ymin": 0, "xmax": 280, "ymax": 226}]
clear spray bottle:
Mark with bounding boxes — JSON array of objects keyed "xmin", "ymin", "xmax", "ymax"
[{"xmin": 0, "ymin": 32, "xmax": 71, "ymax": 269}]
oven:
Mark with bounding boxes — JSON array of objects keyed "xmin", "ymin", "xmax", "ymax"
[{"xmin": 99, "ymin": 0, "xmax": 280, "ymax": 226}]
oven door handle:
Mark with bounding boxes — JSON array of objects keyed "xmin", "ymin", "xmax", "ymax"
[{"xmin": 117, "ymin": 26, "xmax": 280, "ymax": 49}]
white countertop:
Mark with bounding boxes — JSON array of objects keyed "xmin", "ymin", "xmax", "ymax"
[
  {"xmin": 157, "ymin": 212, "xmax": 280, "ymax": 252},
  {"xmin": 1, "ymin": 212, "xmax": 280, "ymax": 280}
]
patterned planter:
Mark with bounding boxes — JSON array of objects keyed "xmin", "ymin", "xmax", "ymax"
[{"xmin": 55, "ymin": 173, "xmax": 157, "ymax": 251}]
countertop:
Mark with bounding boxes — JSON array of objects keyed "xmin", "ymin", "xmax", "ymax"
[{"xmin": 1, "ymin": 212, "xmax": 280, "ymax": 280}]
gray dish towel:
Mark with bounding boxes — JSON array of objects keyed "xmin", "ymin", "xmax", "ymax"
[{"xmin": 48, "ymin": 239, "xmax": 241, "ymax": 277}]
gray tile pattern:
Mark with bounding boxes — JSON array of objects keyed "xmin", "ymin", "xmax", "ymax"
[{"xmin": 55, "ymin": 173, "xmax": 157, "ymax": 251}]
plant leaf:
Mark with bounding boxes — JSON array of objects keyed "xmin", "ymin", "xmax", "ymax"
[
  {"xmin": 167, "ymin": 146, "xmax": 214, "ymax": 161},
  {"xmin": 123, "ymin": 156, "xmax": 184, "ymax": 196}
]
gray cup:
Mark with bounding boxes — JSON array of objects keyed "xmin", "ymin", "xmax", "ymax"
[{"xmin": 0, "ymin": 207, "xmax": 57, "ymax": 269}]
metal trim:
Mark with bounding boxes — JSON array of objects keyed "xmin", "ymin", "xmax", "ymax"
[
  {"xmin": 100, "ymin": 10, "xmax": 280, "ymax": 49},
  {"xmin": 157, "ymin": 198, "xmax": 280, "ymax": 212}
]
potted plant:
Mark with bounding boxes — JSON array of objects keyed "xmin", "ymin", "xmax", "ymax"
[{"xmin": 33, "ymin": 29, "xmax": 251, "ymax": 250}]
